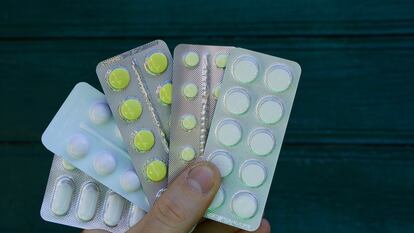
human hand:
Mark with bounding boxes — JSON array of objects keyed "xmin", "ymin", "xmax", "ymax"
[{"xmin": 83, "ymin": 161, "xmax": 270, "ymax": 233}]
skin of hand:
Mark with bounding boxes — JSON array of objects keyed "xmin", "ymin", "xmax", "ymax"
[{"xmin": 82, "ymin": 161, "xmax": 271, "ymax": 233}]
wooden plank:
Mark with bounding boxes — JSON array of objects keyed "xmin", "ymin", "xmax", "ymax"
[
  {"xmin": 1, "ymin": 143, "xmax": 413, "ymax": 232},
  {"xmin": 1, "ymin": 37, "xmax": 413, "ymax": 144},
  {"xmin": 0, "ymin": 0, "xmax": 414, "ymax": 38}
]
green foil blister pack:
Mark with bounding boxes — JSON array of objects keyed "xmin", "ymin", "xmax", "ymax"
[
  {"xmin": 202, "ymin": 48, "xmax": 301, "ymax": 231},
  {"xmin": 41, "ymin": 155, "xmax": 146, "ymax": 232},
  {"xmin": 96, "ymin": 40, "xmax": 172, "ymax": 205},
  {"xmin": 168, "ymin": 44, "xmax": 233, "ymax": 182}
]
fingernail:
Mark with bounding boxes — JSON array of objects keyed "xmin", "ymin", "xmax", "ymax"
[{"xmin": 186, "ymin": 164, "xmax": 215, "ymax": 193}]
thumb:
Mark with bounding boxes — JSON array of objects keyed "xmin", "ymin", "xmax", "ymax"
[{"xmin": 129, "ymin": 161, "xmax": 221, "ymax": 233}]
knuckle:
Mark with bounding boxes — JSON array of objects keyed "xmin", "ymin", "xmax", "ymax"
[{"xmin": 153, "ymin": 194, "xmax": 186, "ymax": 227}]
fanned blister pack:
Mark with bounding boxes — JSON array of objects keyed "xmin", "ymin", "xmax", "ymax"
[
  {"xmin": 168, "ymin": 44, "xmax": 233, "ymax": 182},
  {"xmin": 96, "ymin": 40, "xmax": 172, "ymax": 205},
  {"xmin": 42, "ymin": 82, "xmax": 148, "ymax": 211},
  {"xmin": 202, "ymin": 48, "xmax": 301, "ymax": 231},
  {"xmin": 41, "ymin": 155, "xmax": 146, "ymax": 232}
]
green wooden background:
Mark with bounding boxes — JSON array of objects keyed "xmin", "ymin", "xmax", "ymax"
[{"xmin": 1, "ymin": 0, "xmax": 413, "ymax": 232}]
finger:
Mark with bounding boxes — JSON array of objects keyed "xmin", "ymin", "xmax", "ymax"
[
  {"xmin": 237, "ymin": 219, "xmax": 271, "ymax": 233},
  {"xmin": 128, "ymin": 161, "xmax": 221, "ymax": 233},
  {"xmin": 193, "ymin": 219, "xmax": 239, "ymax": 233}
]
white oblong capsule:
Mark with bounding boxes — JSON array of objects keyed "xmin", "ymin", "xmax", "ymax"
[
  {"xmin": 76, "ymin": 182, "xmax": 99, "ymax": 221},
  {"xmin": 51, "ymin": 177, "xmax": 74, "ymax": 216},
  {"xmin": 103, "ymin": 192, "xmax": 125, "ymax": 227},
  {"xmin": 128, "ymin": 205, "xmax": 146, "ymax": 227}
]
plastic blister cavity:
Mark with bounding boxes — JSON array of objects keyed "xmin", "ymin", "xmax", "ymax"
[
  {"xmin": 203, "ymin": 48, "xmax": 301, "ymax": 231},
  {"xmin": 96, "ymin": 40, "xmax": 172, "ymax": 205},
  {"xmin": 41, "ymin": 82, "xmax": 149, "ymax": 211},
  {"xmin": 168, "ymin": 44, "xmax": 234, "ymax": 182},
  {"xmin": 41, "ymin": 155, "xmax": 146, "ymax": 232}
]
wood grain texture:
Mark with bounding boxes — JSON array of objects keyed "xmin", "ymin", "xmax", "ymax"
[
  {"xmin": 0, "ymin": 0, "xmax": 413, "ymax": 38},
  {"xmin": 1, "ymin": 144, "xmax": 413, "ymax": 232}
]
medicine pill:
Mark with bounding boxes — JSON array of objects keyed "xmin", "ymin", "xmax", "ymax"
[
  {"xmin": 266, "ymin": 66, "xmax": 292, "ymax": 92},
  {"xmin": 89, "ymin": 103, "xmax": 112, "ymax": 125},
  {"xmin": 145, "ymin": 52, "xmax": 168, "ymax": 75},
  {"xmin": 133, "ymin": 130, "xmax": 155, "ymax": 152},
  {"xmin": 77, "ymin": 182, "xmax": 99, "ymax": 221},
  {"xmin": 180, "ymin": 146, "xmax": 196, "ymax": 162},
  {"xmin": 232, "ymin": 57, "xmax": 258, "ymax": 83},
  {"xmin": 183, "ymin": 52, "xmax": 200, "ymax": 67},
  {"xmin": 158, "ymin": 83, "xmax": 173, "ymax": 105},
  {"xmin": 66, "ymin": 133, "xmax": 89, "ymax": 159},
  {"xmin": 181, "ymin": 114, "xmax": 197, "ymax": 131},
  {"xmin": 257, "ymin": 97, "xmax": 283, "ymax": 124},
  {"xmin": 209, "ymin": 151, "xmax": 233, "ymax": 177},
  {"xmin": 231, "ymin": 192, "xmax": 258, "ymax": 219},
  {"xmin": 93, "ymin": 151, "xmax": 117, "ymax": 176},
  {"xmin": 103, "ymin": 192, "xmax": 125, "ymax": 227},
  {"xmin": 62, "ymin": 159, "xmax": 76, "ymax": 171},
  {"xmin": 249, "ymin": 129, "xmax": 275, "ymax": 156},
  {"xmin": 129, "ymin": 205, "xmax": 146, "ymax": 227},
  {"xmin": 216, "ymin": 120, "xmax": 242, "ymax": 146},
  {"xmin": 224, "ymin": 88, "xmax": 250, "ymax": 115},
  {"xmin": 182, "ymin": 83, "xmax": 198, "ymax": 99},
  {"xmin": 119, "ymin": 99, "xmax": 143, "ymax": 122},
  {"xmin": 215, "ymin": 53, "xmax": 228, "ymax": 68},
  {"xmin": 145, "ymin": 160, "xmax": 167, "ymax": 182},
  {"xmin": 208, "ymin": 187, "xmax": 225, "ymax": 210},
  {"xmin": 240, "ymin": 161, "xmax": 266, "ymax": 187},
  {"xmin": 108, "ymin": 68, "xmax": 130, "ymax": 91},
  {"xmin": 120, "ymin": 170, "xmax": 141, "ymax": 192},
  {"xmin": 51, "ymin": 177, "xmax": 74, "ymax": 216}
]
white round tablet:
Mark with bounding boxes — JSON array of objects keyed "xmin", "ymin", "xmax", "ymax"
[
  {"xmin": 257, "ymin": 97, "xmax": 283, "ymax": 124},
  {"xmin": 224, "ymin": 88, "xmax": 250, "ymax": 115},
  {"xmin": 209, "ymin": 151, "xmax": 233, "ymax": 177},
  {"xmin": 208, "ymin": 187, "xmax": 225, "ymax": 210},
  {"xmin": 231, "ymin": 192, "xmax": 258, "ymax": 219},
  {"xmin": 232, "ymin": 57, "xmax": 258, "ymax": 83},
  {"xmin": 216, "ymin": 120, "xmax": 242, "ymax": 146},
  {"xmin": 249, "ymin": 129, "xmax": 275, "ymax": 156},
  {"xmin": 66, "ymin": 133, "xmax": 89, "ymax": 159},
  {"xmin": 89, "ymin": 102, "xmax": 112, "ymax": 124},
  {"xmin": 120, "ymin": 170, "xmax": 141, "ymax": 192},
  {"xmin": 266, "ymin": 66, "xmax": 292, "ymax": 92},
  {"xmin": 94, "ymin": 151, "xmax": 116, "ymax": 176},
  {"xmin": 240, "ymin": 161, "xmax": 267, "ymax": 187}
]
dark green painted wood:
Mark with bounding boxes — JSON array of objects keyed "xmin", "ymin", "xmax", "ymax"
[
  {"xmin": 1, "ymin": 0, "xmax": 414, "ymax": 38},
  {"xmin": 1, "ymin": 144, "xmax": 413, "ymax": 232},
  {"xmin": 1, "ymin": 38, "xmax": 413, "ymax": 143}
]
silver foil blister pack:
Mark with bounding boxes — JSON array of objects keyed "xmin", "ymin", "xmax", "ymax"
[
  {"xmin": 41, "ymin": 155, "xmax": 146, "ymax": 232},
  {"xmin": 96, "ymin": 40, "xmax": 172, "ymax": 205},
  {"xmin": 168, "ymin": 44, "xmax": 233, "ymax": 182},
  {"xmin": 202, "ymin": 48, "xmax": 301, "ymax": 231}
]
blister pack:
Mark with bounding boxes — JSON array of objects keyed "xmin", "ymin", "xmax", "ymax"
[
  {"xmin": 41, "ymin": 155, "xmax": 146, "ymax": 232},
  {"xmin": 168, "ymin": 44, "xmax": 234, "ymax": 182},
  {"xmin": 41, "ymin": 82, "xmax": 149, "ymax": 211},
  {"xmin": 202, "ymin": 48, "xmax": 301, "ymax": 231},
  {"xmin": 96, "ymin": 40, "xmax": 172, "ymax": 205}
]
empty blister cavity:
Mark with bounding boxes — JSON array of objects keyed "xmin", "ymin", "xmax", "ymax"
[
  {"xmin": 224, "ymin": 87, "xmax": 250, "ymax": 115},
  {"xmin": 51, "ymin": 177, "xmax": 74, "ymax": 216},
  {"xmin": 183, "ymin": 51, "xmax": 200, "ymax": 68},
  {"xmin": 133, "ymin": 130, "xmax": 155, "ymax": 152},
  {"xmin": 120, "ymin": 170, "xmax": 141, "ymax": 192},
  {"xmin": 182, "ymin": 83, "xmax": 198, "ymax": 99},
  {"xmin": 181, "ymin": 114, "xmax": 197, "ymax": 131},
  {"xmin": 232, "ymin": 56, "xmax": 259, "ymax": 83},
  {"xmin": 208, "ymin": 187, "xmax": 225, "ymax": 210},
  {"xmin": 93, "ymin": 151, "xmax": 116, "ymax": 176},
  {"xmin": 209, "ymin": 151, "xmax": 233, "ymax": 177},
  {"xmin": 231, "ymin": 192, "xmax": 258, "ymax": 219},
  {"xmin": 145, "ymin": 160, "xmax": 167, "ymax": 182},
  {"xmin": 77, "ymin": 182, "xmax": 99, "ymax": 221},
  {"xmin": 216, "ymin": 119, "xmax": 242, "ymax": 146},
  {"xmin": 265, "ymin": 65, "xmax": 292, "ymax": 92},
  {"xmin": 103, "ymin": 192, "xmax": 125, "ymax": 227},
  {"xmin": 107, "ymin": 68, "xmax": 130, "ymax": 91},
  {"xmin": 181, "ymin": 146, "xmax": 196, "ymax": 162},
  {"xmin": 66, "ymin": 133, "xmax": 89, "ymax": 159},
  {"xmin": 89, "ymin": 103, "xmax": 112, "ymax": 125},
  {"xmin": 249, "ymin": 129, "xmax": 275, "ymax": 156},
  {"xmin": 119, "ymin": 99, "xmax": 143, "ymax": 122},
  {"xmin": 240, "ymin": 161, "xmax": 267, "ymax": 187},
  {"xmin": 129, "ymin": 205, "xmax": 146, "ymax": 227},
  {"xmin": 257, "ymin": 97, "xmax": 283, "ymax": 124},
  {"xmin": 158, "ymin": 82, "xmax": 173, "ymax": 105},
  {"xmin": 145, "ymin": 52, "xmax": 168, "ymax": 75}
]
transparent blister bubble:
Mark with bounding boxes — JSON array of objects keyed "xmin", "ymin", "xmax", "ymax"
[
  {"xmin": 168, "ymin": 44, "xmax": 234, "ymax": 183},
  {"xmin": 96, "ymin": 40, "xmax": 172, "ymax": 206},
  {"xmin": 41, "ymin": 82, "xmax": 149, "ymax": 211},
  {"xmin": 41, "ymin": 155, "xmax": 146, "ymax": 232},
  {"xmin": 203, "ymin": 48, "xmax": 301, "ymax": 231}
]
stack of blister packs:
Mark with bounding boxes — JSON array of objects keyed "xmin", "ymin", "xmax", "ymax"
[{"xmin": 40, "ymin": 40, "xmax": 301, "ymax": 232}]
